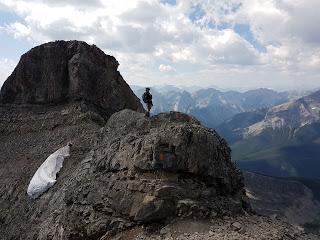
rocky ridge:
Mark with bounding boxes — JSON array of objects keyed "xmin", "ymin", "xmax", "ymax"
[
  {"xmin": 0, "ymin": 40, "xmax": 318, "ymax": 240},
  {"xmin": 0, "ymin": 41, "xmax": 249, "ymax": 239},
  {"xmin": 0, "ymin": 106, "xmax": 250, "ymax": 239}
]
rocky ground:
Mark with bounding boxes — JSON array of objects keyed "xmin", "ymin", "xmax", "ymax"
[
  {"xmin": 108, "ymin": 215, "xmax": 320, "ymax": 240},
  {"xmin": 0, "ymin": 102, "xmax": 105, "ymax": 239},
  {"xmin": 0, "ymin": 106, "xmax": 250, "ymax": 239}
]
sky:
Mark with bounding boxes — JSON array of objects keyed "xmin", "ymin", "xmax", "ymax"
[{"xmin": 0, "ymin": 0, "xmax": 319, "ymax": 91}]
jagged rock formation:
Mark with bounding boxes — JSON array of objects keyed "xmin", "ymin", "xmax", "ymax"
[
  {"xmin": 0, "ymin": 40, "xmax": 143, "ymax": 117},
  {"xmin": 0, "ymin": 107, "xmax": 250, "ymax": 239},
  {"xmin": 59, "ymin": 110, "xmax": 248, "ymax": 239},
  {"xmin": 0, "ymin": 41, "xmax": 249, "ymax": 239}
]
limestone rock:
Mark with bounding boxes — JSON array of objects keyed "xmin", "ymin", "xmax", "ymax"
[
  {"xmin": 54, "ymin": 110, "xmax": 248, "ymax": 238},
  {"xmin": 0, "ymin": 40, "xmax": 143, "ymax": 117},
  {"xmin": 0, "ymin": 41, "xmax": 248, "ymax": 239},
  {"xmin": 0, "ymin": 108, "xmax": 249, "ymax": 239}
]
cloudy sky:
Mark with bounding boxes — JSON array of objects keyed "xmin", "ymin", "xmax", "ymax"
[{"xmin": 0, "ymin": 0, "xmax": 319, "ymax": 91}]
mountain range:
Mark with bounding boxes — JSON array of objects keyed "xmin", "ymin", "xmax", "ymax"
[
  {"xmin": 217, "ymin": 90, "xmax": 320, "ymax": 178},
  {"xmin": 133, "ymin": 85, "xmax": 320, "ymax": 179},
  {"xmin": 132, "ymin": 85, "xmax": 307, "ymax": 127}
]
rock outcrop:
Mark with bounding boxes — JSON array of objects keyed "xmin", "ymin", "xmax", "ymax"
[
  {"xmin": 0, "ymin": 41, "xmax": 250, "ymax": 239},
  {"xmin": 59, "ymin": 110, "xmax": 248, "ymax": 239},
  {"xmin": 0, "ymin": 40, "xmax": 143, "ymax": 117},
  {"xmin": 0, "ymin": 107, "xmax": 250, "ymax": 239}
]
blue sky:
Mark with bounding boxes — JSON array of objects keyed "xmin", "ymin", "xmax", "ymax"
[
  {"xmin": 160, "ymin": 0, "xmax": 176, "ymax": 5},
  {"xmin": 0, "ymin": 11, "xmax": 31, "ymax": 60},
  {"xmin": 0, "ymin": 0, "xmax": 319, "ymax": 91}
]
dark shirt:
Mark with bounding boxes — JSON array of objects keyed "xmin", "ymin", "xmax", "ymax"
[{"xmin": 143, "ymin": 92, "xmax": 152, "ymax": 103}]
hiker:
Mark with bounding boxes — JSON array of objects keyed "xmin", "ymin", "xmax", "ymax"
[{"xmin": 142, "ymin": 87, "xmax": 153, "ymax": 117}]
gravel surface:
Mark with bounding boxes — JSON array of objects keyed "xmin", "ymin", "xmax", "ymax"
[{"xmin": 108, "ymin": 215, "xmax": 320, "ymax": 240}]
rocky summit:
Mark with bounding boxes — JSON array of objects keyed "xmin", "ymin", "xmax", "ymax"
[
  {"xmin": 0, "ymin": 41, "xmax": 318, "ymax": 240},
  {"xmin": 0, "ymin": 41, "xmax": 248, "ymax": 239},
  {"xmin": 0, "ymin": 106, "xmax": 250, "ymax": 239},
  {"xmin": 0, "ymin": 40, "xmax": 143, "ymax": 117},
  {"xmin": 61, "ymin": 110, "xmax": 249, "ymax": 238}
]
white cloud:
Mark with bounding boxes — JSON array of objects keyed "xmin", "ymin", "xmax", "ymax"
[
  {"xmin": 159, "ymin": 64, "xmax": 175, "ymax": 72},
  {"xmin": 0, "ymin": 0, "xmax": 319, "ymax": 90},
  {"xmin": 6, "ymin": 22, "xmax": 31, "ymax": 38}
]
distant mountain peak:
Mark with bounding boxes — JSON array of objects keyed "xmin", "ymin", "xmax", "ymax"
[{"xmin": 245, "ymin": 92, "xmax": 320, "ymax": 138}]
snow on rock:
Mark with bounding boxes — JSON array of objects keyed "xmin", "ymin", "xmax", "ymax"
[{"xmin": 27, "ymin": 144, "xmax": 71, "ymax": 199}]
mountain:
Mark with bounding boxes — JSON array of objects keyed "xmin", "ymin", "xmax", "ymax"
[
  {"xmin": 1, "ymin": 41, "xmax": 318, "ymax": 240},
  {"xmin": 243, "ymin": 90, "xmax": 320, "ymax": 138},
  {"xmin": 0, "ymin": 41, "xmax": 251, "ymax": 239},
  {"xmin": 133, "ymin": 86, "xmax": 305, "ymax": 127},
  {"xmin": 0, "ymin": 40, "xmax": 143, "ymax": 116},
  {"xmin": 152, "ymin": 84, "xmax": 183, "ymax": 93},
  {"xmin": 244, "ymin": 172, "xmax": 320, "ymax": 234},
  {"xmin": 132, "ymin": 84, "xmax": 204, "ymax": 93},
  {"xmin": 217, "ymin": 90, "xmax": 320, "ymax": 178},
  {"xmin": 216, "ymin": 108, "xmax": 268, "ymax": 143},
  {"xmin": 134, "ymin": 87, "xmax": 195, "ymax": 114}
]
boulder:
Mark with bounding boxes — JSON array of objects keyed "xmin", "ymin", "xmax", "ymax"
[
  {"xmin": 0, "ymin": 40, "xmax": 144, "ymax": 117},
  {"xmin": 50, "ymin": 110, "xmax": 248, "ymax": 238},
  {"xmin": 0, "ymin": 107, "xmax": 249, "ymax": 239}
]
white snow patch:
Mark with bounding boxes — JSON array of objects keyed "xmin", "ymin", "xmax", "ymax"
[{"xmin": 27, "ymin": 144, "xmax": 71, "ymax": 199}]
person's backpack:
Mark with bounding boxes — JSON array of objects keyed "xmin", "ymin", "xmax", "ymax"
[{"xmin": 142, "ymin": 92, "xmax": 148, "ymax": 103}]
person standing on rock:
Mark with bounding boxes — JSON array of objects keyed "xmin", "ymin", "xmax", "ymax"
[{"xmin": 142, "ymin": 87, "xmax": 153, "ymax": 117}]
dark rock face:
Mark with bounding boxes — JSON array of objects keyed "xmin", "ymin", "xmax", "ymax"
[
  {"xmin": 86, "ymin": 111, "xmax": 247, "ymax": 226},
  {"xmin": 0, "ymin": 108, "xmax": 248, "ymax": 239},
  {"xmin": 0, "ymin": 40, "xmax": 143, "ymax": 117}
]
